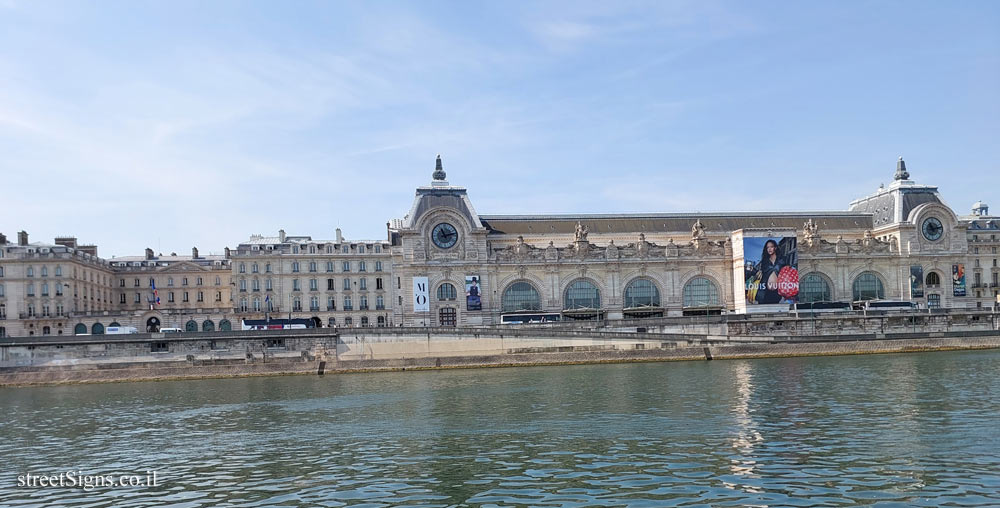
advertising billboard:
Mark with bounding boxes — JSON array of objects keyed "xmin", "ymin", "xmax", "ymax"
[
  {"xmin": 743, "ymin": 236, "xmax": 799, "ymax": 305},
  {"xmin": 465, "ymin": 275, "xmax": 482, "ymax": 311},
  {"xmin": 413, "ymin": 276, "xmax": 429, "ymax": 312},
  {"xmin": 910, "ymin": 265, "xmax": 924, "ymax": 298},
  {"xmin": 952, "ymin": 264, "xmax": 966, "ymax": 297}
]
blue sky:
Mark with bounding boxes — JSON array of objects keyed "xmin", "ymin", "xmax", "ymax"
[{"xmin": 1, "ymin": 1, "xmax": 997, "ymax": 257}]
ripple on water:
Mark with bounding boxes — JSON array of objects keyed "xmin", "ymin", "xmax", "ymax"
[{"xmin": 1, "ymin": 350, "xmax": 999, "ymax": 506}]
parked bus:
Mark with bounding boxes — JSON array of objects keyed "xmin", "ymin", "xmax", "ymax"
[
  {"xmin": 500, "ymin": 313, "xmax": 562, "ymax": 324},
  {"xmin": 854, "ymin": 300, "xmax": 917, "ymax": 312},
  {"xmin": 791, "ymin": 301, "xmax": 851, "ymax": 315},
  {"xmin": 241, "ymin": 318, "xmax": 315, "ymax": 331},
  {"xmin": 106, "ymin": 326, "xmax": 139, "ymax": 334}
]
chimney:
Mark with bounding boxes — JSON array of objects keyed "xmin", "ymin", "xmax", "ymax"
[
  {"xmin": 336, "ymin": 228, "xmax": 343, "ymax": 243},
  {"xmin": 224, "ymin": 247, "xmax": 231, "ymax": 259},
  {"xmin": 145, "ymin": 248, "xmax": 154, "ymax": 260},
  {"xmin": 18, "ymin": 230, "xmax": 28, "ymax": 246},
  {"xmin": 279, "ymin": 229, "xmax": 286, "ymax": 242},
  {"xmin": 78, "ymin": 245, "xmax": 98, "ymax": 256},
  {"xmin": 54, "ymin": 237, "xmax": 78, "ymax": 248},
  {"xmin": 0, "ymin": 232, "xmax": 6, "ymax": 244},
  {"xmin": 192, "ymin": 246, "xmax": 199, "ymax": 258}
]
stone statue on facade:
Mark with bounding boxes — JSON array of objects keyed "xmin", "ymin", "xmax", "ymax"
[
  {"xmin": 691, "ymin": 219, "xmax": 706, "ymax": 240},
  {"xmin": 574, "ymin": 221, "xmax": 589, "ymax": 242}
]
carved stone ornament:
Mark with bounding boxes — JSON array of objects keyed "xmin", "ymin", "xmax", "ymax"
[
  {"xmin": 575, "ymin": 221, "xmax": 589, "ymax": 242},
  {"xmin": 605, "ymin": 239, "xmax": 619, "ymax": 260}
]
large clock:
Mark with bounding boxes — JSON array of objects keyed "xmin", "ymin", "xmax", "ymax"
[
  {"xmin": 922, "ymin": 217, "xmax": 943, "ymax": 241},
  {"xmin": 431, "ymin": 222, "xmax": 458, "ymax": 249}
]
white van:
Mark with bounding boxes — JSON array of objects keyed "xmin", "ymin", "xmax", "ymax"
[{"xmin": 160, "ymin": 327, "xmax": 183, "ymax": 334}]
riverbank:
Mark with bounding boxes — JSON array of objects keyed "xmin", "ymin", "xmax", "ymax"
[{"xmin": 2, "ymin": 331, "xmax": 998, "ymax": 386}]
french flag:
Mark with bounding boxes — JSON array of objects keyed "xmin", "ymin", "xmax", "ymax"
[{"xmin": 151, "ymin": 280, "xmax": 161, "ymax": 306}]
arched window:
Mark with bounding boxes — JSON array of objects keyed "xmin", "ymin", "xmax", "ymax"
[
  {"xmin": 502, "ymin": 281, "xmax": 541, "ymax": 312},
  {"xmin": 219, "ymin": 319, "xmax": 232, "ymax": 331},
  {"xmin": 74, "ymin": 323, "xmax": 87, "ymax": 335},
  {"xmin": 253, "ymin": 298, "xmax": 261, "ymax": 312},
  {"xmin": 437, "ymin": 283, "xmax": 457, "ymax": 301},
  {"xmin": 564, "ymin": 280, "xmax": 601, "ymax": 309},
  {"xmin": 623, "ymin": 278, "xmax": 660, "ymax": 308},
  {"xmin": 239, "ymin": 298, "xmax": 249, "ymax": 312},
  {"xmin": 185, "ymin": 320, "xmax": 198, "ymax": 332},
  {"xmin": 928, "ymin": 294, "xmax": 941, "ymax": 309},
  {"xmin": 202, "ymin": 320, "xmax": 214, "ymax": 331},
  {"xmin": 926, "ymin": 272, "xmax": 941, "ymax": 286},
  {"xmin": 799, "ymin": 273, "xmax": 832, "ymax": 303},
  {"xmin": 91, "ymin": 322, "xmax": 104, "ymax": 335},
  {"xmin": 852, "ymin": 272, "xmax": 885, "ymax": 301},
  {"xmin": 683, "ymin": 277, "xmax": 719, "ymax": 307},
  {"xmin": 109, "ymin": 321, "xmax": 121, "ymax": 327},
  {"xmin": 360, "ymin": 316, "xmax": 369, "ymax": 327}
]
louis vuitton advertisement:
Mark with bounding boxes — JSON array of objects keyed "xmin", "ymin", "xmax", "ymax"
[{"xmin": 744, "ymin": 236, "xmax": 799, "ymax": 305}]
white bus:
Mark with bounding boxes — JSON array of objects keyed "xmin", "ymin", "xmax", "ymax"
[{"xmin": 106, "ymin": 326, "xmax": 139, "ymax": 334}]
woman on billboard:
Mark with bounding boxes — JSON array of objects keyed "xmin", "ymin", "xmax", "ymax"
[{"xmin": 755, "ymin": 239, "xmax": 785, "ymax": 304}]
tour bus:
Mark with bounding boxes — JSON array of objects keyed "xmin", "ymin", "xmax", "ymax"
[
  {"xmin": 241, "ymin": 318, "xmax": 315, "ymax": 331},
  {"xmin": 854, "ymin": 300, "xmax": 918, "ymax": 312},
  {"xmin": 500, "ymin": 313, "xmax": 562, "ymax": 325},
  {"xmin": 791, "ymin": 301, "xmax": 852, "ymax": 315},
  {"xmin": 105, "ymin": 326, "xmax": 139, "ymax": 335}
]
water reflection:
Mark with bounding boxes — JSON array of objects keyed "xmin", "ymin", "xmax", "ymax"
[
  {"xmin": 727, "ymin": 361, "xmax": 763, "ymax": 493},
  {"xmin": 1, "ymin": 350, "xmax": 999, "ymax": 506}
]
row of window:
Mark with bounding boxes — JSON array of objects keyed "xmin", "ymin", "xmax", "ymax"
[
  {"xmin": 496, "ymin": 272, "xmax": 904, "ymax": 314},
  {"xmin": 237, "ymin": 295, "xmax": 386, "ymax": 312},
  {"xmin": 238, "ymin": 261, "xmax": 384, "ymax": 274},
  {"xmin": 119, "ymin": 291, "xmax": 223, "ymax": 304},
  {"xmin": 120, "ymin": 276, "xmax": 221, "ymax": 288},
  {"xmin": 238, "ymin": 277, "xmax": 384, "ymax": 292},
  {"xmin": 283, "ymin": 244, "xmax": 382, "ymax": 255}
]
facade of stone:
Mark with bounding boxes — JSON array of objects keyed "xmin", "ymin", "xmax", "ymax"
[{"xmin": 1, "ymin": 156, "xmax": 997, "ymax": 337}]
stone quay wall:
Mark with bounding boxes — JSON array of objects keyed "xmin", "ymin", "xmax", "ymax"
[{"xmin": 2, "ymin": 321, "xmax": 999, "ymax": 386}]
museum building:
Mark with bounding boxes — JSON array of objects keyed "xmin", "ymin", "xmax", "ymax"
[{"xmin": 1, "ymin": 156, "xmax": 998, "ymax": 337}]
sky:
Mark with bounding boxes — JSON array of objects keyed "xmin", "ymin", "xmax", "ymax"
[{"xmin": 1, "ymin": 1, "xmax": 998, "ymax": 257}]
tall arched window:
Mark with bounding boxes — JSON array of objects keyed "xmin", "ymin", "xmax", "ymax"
[
  {"xmin": 202, "ymin": 320, "xmax": 215, "ymax": 331},
  {"xmin": 852, "ymin": 272, "xmax": 885, "ymax": 301},
  {"xmin": 74, "ymin": 323, "xmax": 87, "ymax": 335},
  {"xmin": 799, "ymin": 273, "xmax": 832, "ymax": 303},
  {"xmin": 185, "ymin": 320, "xmax": 198, "ymax": 332},
  {"xmin": 564, "ymin": 280, "xmax": 601, "ymax": 309},
  {"xmin": 219, "ymin": 319, "xmax": 232, "ymax": 331},
  {"xmin": 683, "ymin": 277, "xmax": 719, "ymax": 307},
  {"xmin": 437, "ymin": 283, "xmax": 457, "ymax": 301},
  {"xmin": 502, "ymin": 281, "xmax": 541, "ymax": 312},
  {"xmin": 253, "ymin": 298, "xmax": 261, "ymax": 312},
  {"xmin": 623, "ymin": 278, "xmax": 660, "ymax": 308},
  {"xmin": 91, "ymin": 322, "xmax": 104, "ymax": 335},
  {"xmin": 926, "ymin": 272, "xmax": 941, "ymax": 286}
]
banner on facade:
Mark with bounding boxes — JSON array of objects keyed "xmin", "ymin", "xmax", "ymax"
[
  {"xmin": 465, "ymin": 275, "xmax": 482, "ymax": 311},
  {"xmin": 910, "ymin": 265, "xmax": 924, "ymax": 298},
  {"xmin": 952, "ymin": 264, "xmax": 966, "ymax": 297},
  {"xmin": 413, "ymin": 276, "xmax": 429, "ymax": 312},
  {"xmin": 743, "ymin": 236, "xmax": 799, "ymax": 305}
]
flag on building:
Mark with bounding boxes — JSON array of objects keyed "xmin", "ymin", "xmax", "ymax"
[{"xmin": 151, "ymin": 280, "xmax": 161, "ymax": 306}]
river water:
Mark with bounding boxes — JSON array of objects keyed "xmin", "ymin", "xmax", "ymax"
[{"xmin": 1, "ymin": 350, "xmax": 999, "ymax": 507}]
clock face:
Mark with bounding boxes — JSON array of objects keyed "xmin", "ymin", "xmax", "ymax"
[
  {"xmin": 922, "ymin": 217, "xmax": 943, "ymax": 241},
  {"xmin": 431, "ymin": 222, "xmax": 458, "ymax": 249}
]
